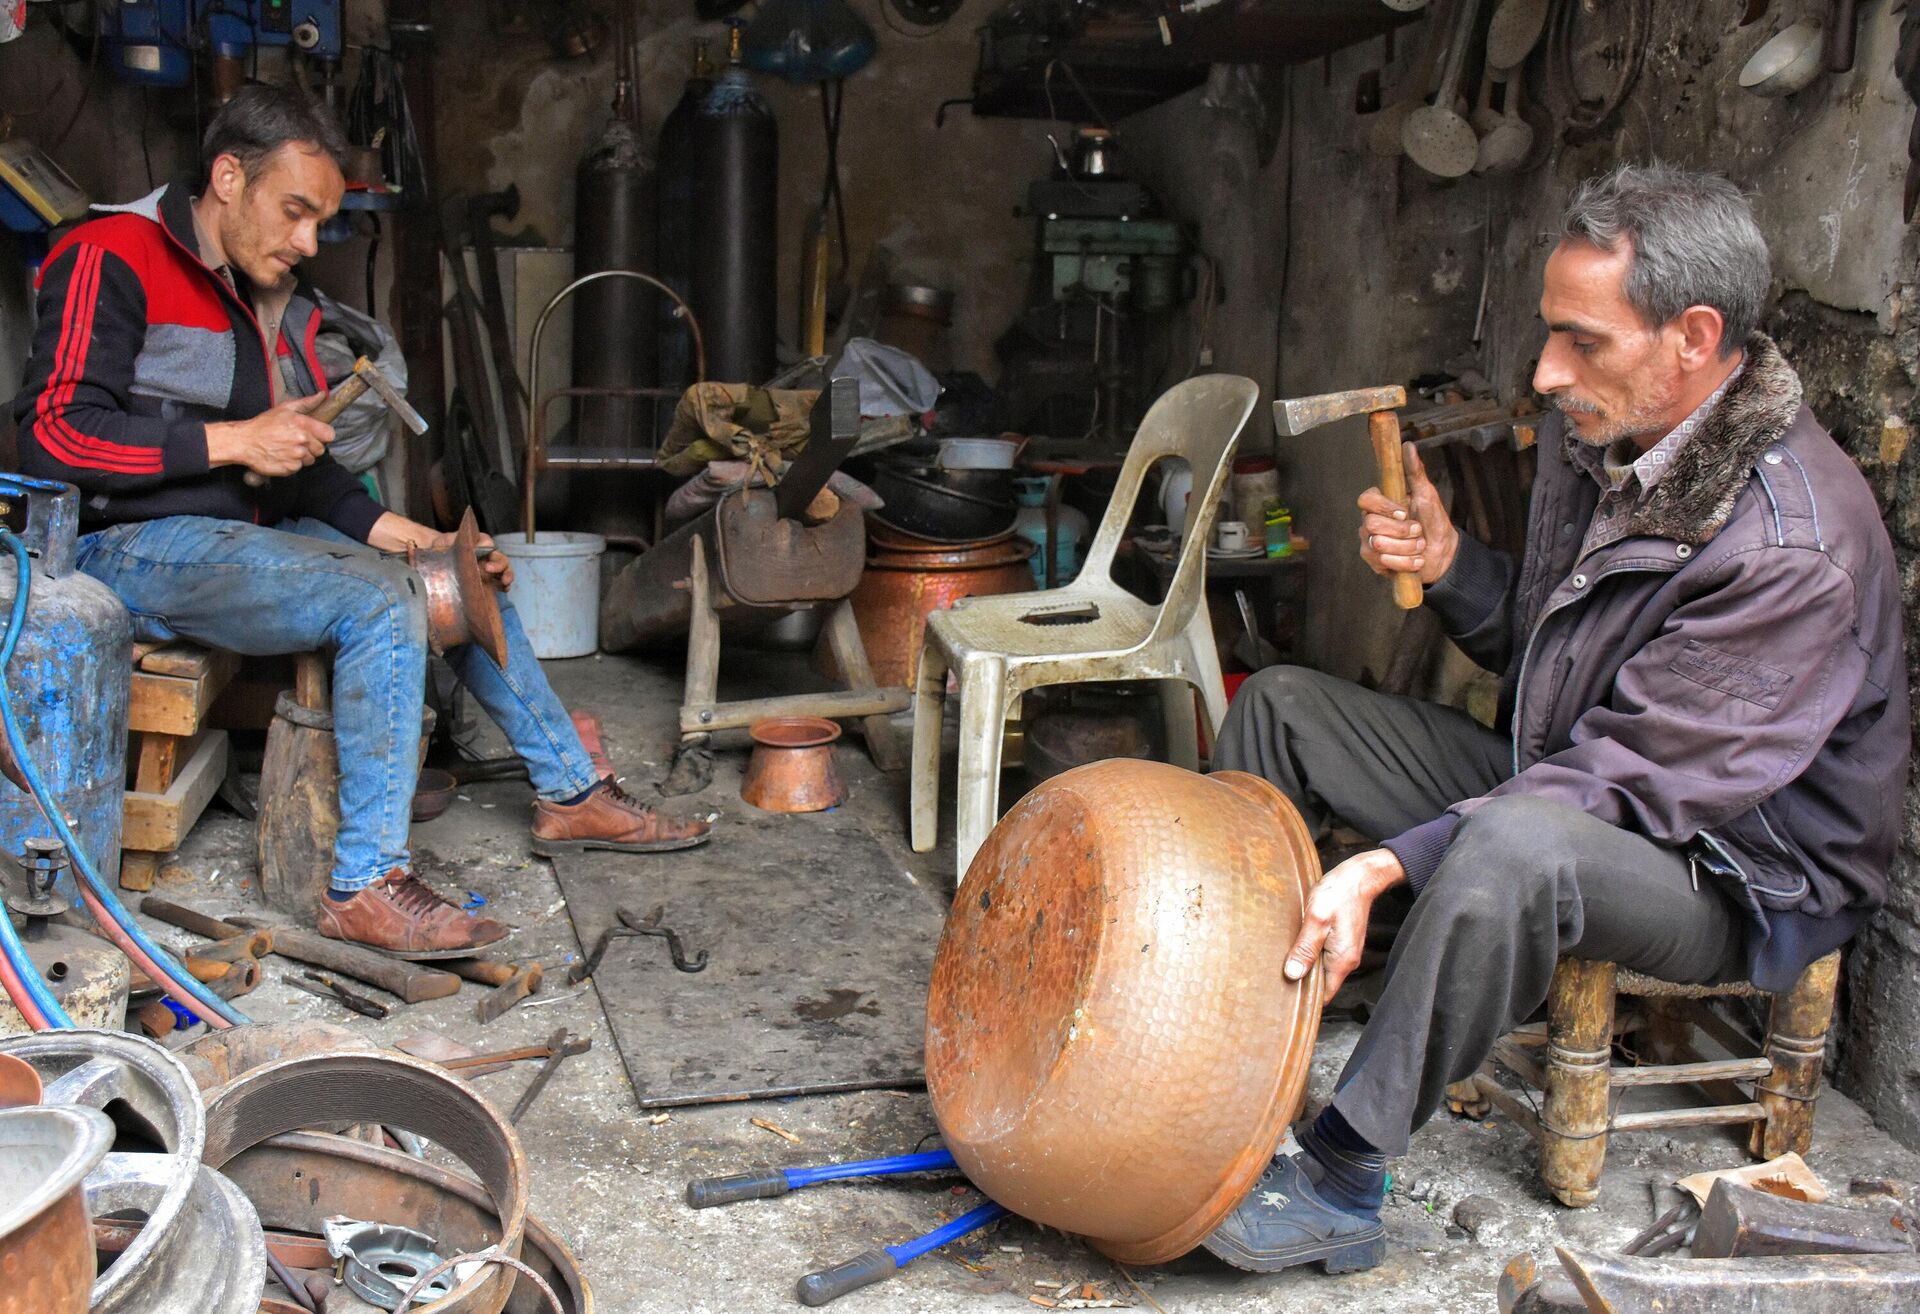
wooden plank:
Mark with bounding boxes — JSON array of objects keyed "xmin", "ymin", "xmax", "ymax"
[
  {"xmin": 118, "ymin": 851, "xmax": 160, "ymax": 893},
  {"xmin": 122, "ymin": 730, "xmax": 228, "ymax": 852},
  {"xmin": 679, "ymin": 687, "xmax": 911, "ymax": 736},
  {"xmin": 138, "ymin": 643, "xmax": 213, "ymax": 678},
  {"xmin": 128, "ymin": 650, "xmax": 239, "ymax": 736},
  {"xmin": 1610, "ymin": 1102, "xmax": 1767, "ymax": 1133},
  {"xmin": 1610, "ymin": 1056, "xmax": 1773, "ymax": 1089},
  {"xmin": 133, "ymin": 729, "xmax": 206, "ymax": 794}
]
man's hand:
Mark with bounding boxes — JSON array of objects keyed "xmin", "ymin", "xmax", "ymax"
[
  {"xmin": 1357, "ymin": 443, "xmax": 1457, "ymax": 587},
  {"xmin": 206, "ymin": 393, "xmax": 334, "ymax": 477},
  {"xmin": 369, "ymin": 513, "xmax": 515, "ymax": 590},
  {"xmin": 1285, "ymin": 847, "xmax": 1408, "ymax": 998}
]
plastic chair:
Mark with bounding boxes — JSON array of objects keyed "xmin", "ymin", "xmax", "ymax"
[{"xmin": 909, "ymin": 374, "xmax": 1260, "ymax": 879}]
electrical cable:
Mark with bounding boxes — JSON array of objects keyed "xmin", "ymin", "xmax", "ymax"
[{"xmin": 0, "ymin": 521, "xmax": 247, "ymax": 1028}]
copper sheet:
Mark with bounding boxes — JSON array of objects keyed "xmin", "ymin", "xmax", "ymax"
[{"xmin": 925, "ymin": 760, "xmax": 1322, "ymax": 1264}]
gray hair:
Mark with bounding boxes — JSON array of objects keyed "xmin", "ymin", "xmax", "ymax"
[
  {"xmin": 200, "ymin": 84, "xmax": 348, "ymax": 190},
  {"xmin": 1560, "ymin": 162, "xmax": 1770, "ymax": 356}
]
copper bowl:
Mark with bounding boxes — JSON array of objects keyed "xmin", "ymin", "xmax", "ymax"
[
  {"xmin": 848, "ymin": 524, "xmax": 1034, "ymax": 688},
  {"xmin": 0, "ymin": 1055, "xmax": 39, "ymax": 1110},
  {"xmin": 926, "ymin": 759, "xmax": 1323, "ymax": 1264},
  {"xmin": 0, "ymin": 1105, "xmax": 114, "ymax": 1314},
  {"xmin": 741, "ymin": 717, "xmax": 847, "ymax": 813}
]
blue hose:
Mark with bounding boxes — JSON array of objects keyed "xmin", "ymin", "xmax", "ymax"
[{"xmin": 0, "ymin": 527, "xmax": 249, "ymax": 1027}]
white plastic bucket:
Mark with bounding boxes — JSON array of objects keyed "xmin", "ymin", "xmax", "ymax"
[{"xmin": 492, "ymin": 531, "xmax": 605, "ymax": 658}]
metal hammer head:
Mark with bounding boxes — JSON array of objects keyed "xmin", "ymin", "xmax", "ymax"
[
  {"xmin": 351, "ymin": 356, "xmax": 429, "ymax": 435},
  {"xmin": 1272, "ymin": 384, "xmax": 1406, "ymax": 437}
]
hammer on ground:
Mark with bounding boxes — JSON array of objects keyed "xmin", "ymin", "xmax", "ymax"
[
  {"xmin": 243, "ymin": 355, "xmax": 427, "ymax": 488},
  {"xmin": 1272, "ymin": 384, "xmax": 1418, "ymax": 609}
]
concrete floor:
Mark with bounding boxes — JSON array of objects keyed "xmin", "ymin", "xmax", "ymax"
[{"xmin": 145, "ymin": 648, "xmax": 1920, "ymax": 1313}]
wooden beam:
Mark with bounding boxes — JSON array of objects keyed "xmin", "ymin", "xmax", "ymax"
[
  {"xmin": 123, "ymin": 731, "xmax": 229, "ymax": 853},
  {"xmin": 128, "ymin": 650, "xmax": 239, "ymax": 736}
]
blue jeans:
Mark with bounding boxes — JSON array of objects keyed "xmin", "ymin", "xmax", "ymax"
[{"xmin": 76, "ymin": 515, "xmax": 603, "ymax": 891}]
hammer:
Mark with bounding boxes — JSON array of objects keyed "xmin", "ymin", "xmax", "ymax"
[
  {"xmin": 243, "ymin": 355, "xmax": 427, "ymax": 488},
  {"xmin": 1272, "ymin": 384, "xmax": 1419, "ymax": 609}
]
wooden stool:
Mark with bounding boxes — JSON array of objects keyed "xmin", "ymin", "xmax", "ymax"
[
  {"xmin": 1447, "ymin": 952, "xmax": 1841, "ymax": 1207},
  {"xmin": 120, "ymin": 643, "xmax": 237, "ymax": 891}
]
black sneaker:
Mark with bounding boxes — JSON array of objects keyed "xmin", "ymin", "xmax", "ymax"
[{"xmin": 1200, "ymin": 1154, "xmax": 1387, "ymax": 1275}]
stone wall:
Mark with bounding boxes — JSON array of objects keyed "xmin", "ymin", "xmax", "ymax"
[{"xmin": 1126, "ymin": 1, "xmax": 1920, "ymax": 1145}]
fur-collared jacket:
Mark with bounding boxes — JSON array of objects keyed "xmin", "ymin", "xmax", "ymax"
[{"xmin": 1400, "ymin": 334, "xmax": 1908, "ymax": 991}]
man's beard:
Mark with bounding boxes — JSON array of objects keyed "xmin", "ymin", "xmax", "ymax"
[{"xmin": 1552, "ymin": 385, "xmax": 1678, "ymax": 447}]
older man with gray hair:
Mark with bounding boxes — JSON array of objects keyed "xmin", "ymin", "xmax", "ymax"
[{"xmin": 1200, "ymin": 162, "xmax": 1907, "ymax": 1274}]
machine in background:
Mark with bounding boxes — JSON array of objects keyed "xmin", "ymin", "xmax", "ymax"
[{"xmin": 995, "ymin": 126, "xmax": 1188, "ymax": 446}]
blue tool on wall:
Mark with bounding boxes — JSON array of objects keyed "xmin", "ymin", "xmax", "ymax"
[{"xmin": 103, "ymin": 0, "xmax": 345, "ymax": 86}]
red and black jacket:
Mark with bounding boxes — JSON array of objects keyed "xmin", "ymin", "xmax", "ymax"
[{"xmin": 9, "ymin": 181, "xmax": 384, "ymax": 541}]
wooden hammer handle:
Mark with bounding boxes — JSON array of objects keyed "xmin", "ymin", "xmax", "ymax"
[
  {"xmin": 1369, "ymin": 409, "xmax": 1424, "ymax": 611},
  {"xmin": 241, "ymin": 359, "xmax": 373, "ymax": 487}
]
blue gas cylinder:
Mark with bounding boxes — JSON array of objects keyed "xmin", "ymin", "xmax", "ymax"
[{"xmin": 0, "ymin": 477, "xmax": 131, "ymax": 905}]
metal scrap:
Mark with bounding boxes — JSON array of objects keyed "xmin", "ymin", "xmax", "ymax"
[{"xmin": 323, "ymin": 1217, "xmax": 454, "ymax": 1310}]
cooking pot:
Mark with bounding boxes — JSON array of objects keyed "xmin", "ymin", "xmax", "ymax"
[
  {"xmin": 848, "ymin": 525, "xmax": 1034, "ymax": 687},
  {"xmin": 871, "ymin": 461, "xmax": 1016, "ymax": 543},
  {"xmin": 926, "ymin": 759, "xmax": 1323, "ymax": 1264}
]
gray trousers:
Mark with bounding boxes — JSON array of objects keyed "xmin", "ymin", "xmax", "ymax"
[{"xmin": 1213, "ymin": 666, "xmax": 1746, "ymax": 1156}]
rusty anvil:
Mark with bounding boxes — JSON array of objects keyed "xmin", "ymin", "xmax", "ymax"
[
  {"xmin": 243, "ymin": 355, "xmax": 426, "ymax": 488},
  {"xmin": 1272, "ymin": 384, "xmax": 1417, "ymax": 610}
]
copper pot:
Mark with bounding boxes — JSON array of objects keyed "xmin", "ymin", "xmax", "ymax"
[
  {"xmin": 849, "ymin": 525, "xmax": 1034, "ymax": 688},
  {"xmin": 0, "ymin": 1055, "xmax": 39, "ymax": 1109},
  {"xmin": 741, "ymin": 717, "xmax": 847, "ymax": 813},
  {"xmin": 0, "ymin": 1105, "xmax": 114, "ymax": 1314},
  {"xmin": 406, "ymin": 508, "xmax": 509, "ymax": 669},
  {"xmin": 926, "ymin": 759, "xmax": 1323, "ymax": 1265}
]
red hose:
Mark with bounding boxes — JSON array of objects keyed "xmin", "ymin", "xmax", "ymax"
[
  {"xmin": 0, "ymin": 945, "xmax": 53, "ymax": 1030},
  {"xmin": 77, "ymin": 883, "xmax": 234, "ymax": 1031}
]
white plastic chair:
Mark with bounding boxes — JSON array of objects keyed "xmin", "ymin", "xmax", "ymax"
[{"xmin": 909, "ymin": 374, "xmax": 1260, "ymax": 878}]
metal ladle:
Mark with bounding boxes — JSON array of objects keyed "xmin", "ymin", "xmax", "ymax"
[
  {"xmin": 1739, "ymin": 20, "xmax": 1827, "ymax": 98},
  {"xmin": 1474, "ymin": 65, "xmax": 1535, "ymax": 174},
  {"xmin": 1367, "ymin": 0, "xmax": 1453, "ymax": 158},
  {"xmin": 1484, "ymin": 0, "xmax": 1547, "ymax": 72},
  {"xmin": 1403, "ymin": 0, "xmax": 1486, "ymax": 178}
]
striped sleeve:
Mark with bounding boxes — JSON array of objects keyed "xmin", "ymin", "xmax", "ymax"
[{"xmin": 12, "ymin": 243, "xmax": 210, "ymax": 492}]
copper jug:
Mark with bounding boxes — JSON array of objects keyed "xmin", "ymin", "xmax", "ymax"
[{"xmin": 925, "ymin": 759, "xmax": 1323, "ymax": 1264}]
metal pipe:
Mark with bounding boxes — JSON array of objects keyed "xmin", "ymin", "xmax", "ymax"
[{"xmin": 524, "ymin": 269, "xmax": 706, "ymax": 541}]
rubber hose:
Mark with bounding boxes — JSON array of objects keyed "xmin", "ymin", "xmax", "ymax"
[
  {"xmin": 0, "ymin": 537, "xmax": 73, "ymax": 1028},
  {"xmin": 0, "ymin": 527, "xmax": 247, "ymax": 1027}
]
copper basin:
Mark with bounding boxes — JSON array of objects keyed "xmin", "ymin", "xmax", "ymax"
[
  {"xmin": 849, "ymin": 524, "xmax": 1034, "ymax": 688},
  {"xmin": 0, "ymin": 1105, "xmax": 114, "ymax": 1314},
  {"xmin": 925, "ymin": 759, "xmax": 1323, "ymax": 1265},
  {"xmin": 0, "ymin": 1055, "xmax": 40, "ymax": 1109},
  {"xmin": 741, "ymin": 717, "xmax": 847, "ymax": 813},
  {"xmin": 408, "ymin": 508, "xmax": 509, "ymax": 668}
]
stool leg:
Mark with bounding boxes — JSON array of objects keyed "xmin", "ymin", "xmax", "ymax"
[
  {"xmin": 1540, "ymin": 958, "xmax": 1615, "ymax": 1208},
  {"xmin": 1750, "ymin": 952, "xmax": 1840, "ymax": 1161},
  {"xmin": 909, "ymin": 640, "xmax": 948, "ymax": 856},
  {"xmin": 951, "ymin": 657, "xmax": 1008, "ymax": 881}
]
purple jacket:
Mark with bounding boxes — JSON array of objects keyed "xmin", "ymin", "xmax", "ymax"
[{"xmin": 1387, "ymin": 335, "xmax": 1909, "ymax": 991}]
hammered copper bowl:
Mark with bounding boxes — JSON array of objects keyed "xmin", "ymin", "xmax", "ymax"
[
  {"xmin": 0, "ymin": 1105, "xmax": 115, "ymax": 1314},
  {"xmin": 741, "ymin": 717, "xmax": 847, "ymax": 813},
  {"xmin": 925, "ymin": 759, "xmax": 1323, "ymax": 1265}
]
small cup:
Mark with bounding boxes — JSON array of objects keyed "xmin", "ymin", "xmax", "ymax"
[{"xmin": 1215, "ymin": 521, "xmax": 1249, "ymax": 552}]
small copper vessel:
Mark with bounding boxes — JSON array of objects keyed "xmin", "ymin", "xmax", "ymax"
[
  {"xmin": 741, "ymin": 718, "xmax": 847, "ymax": 813},
  {"xmin": 0, "ymin": 1054, "xmax": 39, "ymax": 1109},
  {"xmin": 407, "ymin": 508, "xmax": 509, "ymax": 668}
]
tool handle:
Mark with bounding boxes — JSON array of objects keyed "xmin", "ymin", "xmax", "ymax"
[
  {"xmin": 686, "ymin": 1169, "xmax": 792, "ymax": 1208},
  {"xmin": 140, "ymin": 896, "xmax": 247, "ymax": 941},
  {"xmin": 1369, "ymin": 409, "xmax": 1424, "ymax": 611},
  {"xmin": 240, "ymin": 362, "xmax": 373, "ymax": 487},
  {"xmin": 795, "ymin": 1248, "xmax": 896, "ymax": 1307},
  {"xmin": 1827, "ymin": 0, "xmax": 1857, "ymax": 73}
]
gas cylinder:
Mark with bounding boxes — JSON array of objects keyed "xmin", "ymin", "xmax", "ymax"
[
  {"xmin": 0, "ymin": 840, "xmax": 130, "ymax": 1036},
  {"xmin": 689, "ymin": 22, "xmax": 778, "ymax": 386},
  {"xmin": 0, "ymin": 478, "xmax": 131, "ymax": 909},
  {"xmin": 571, "ymin": 79, "xmax": 658, "ymax": 450},
  {"xmin": 657, "ymin": 42, "xmax": 715, "ymax": 392}
]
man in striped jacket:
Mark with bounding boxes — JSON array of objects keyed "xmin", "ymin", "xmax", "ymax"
[{"xmin": 11, "ymin": 86, "xmax": 709, "ymax": 957}]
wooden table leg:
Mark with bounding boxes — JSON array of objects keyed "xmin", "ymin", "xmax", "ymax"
[{"xmin": 823, "ymin": 600, "xmax": 906, "ymax": 772}]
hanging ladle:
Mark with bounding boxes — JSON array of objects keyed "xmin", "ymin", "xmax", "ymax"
[
  {"xmin": 1403, "ymin": 0, "xmax": 1486, "ymax": 178},
  {"xmin": 1474, "ymin": 64, "xmax": 1534, "ymax": 175}
]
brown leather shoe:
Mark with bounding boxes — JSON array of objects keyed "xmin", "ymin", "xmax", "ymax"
[
  {"xmin": 315, "ymin": 869, "xmax": 511, "ymax": 959},
  {"xmin": 530, "ymin": 779, "xmax": 712, "ymax": 857}
]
